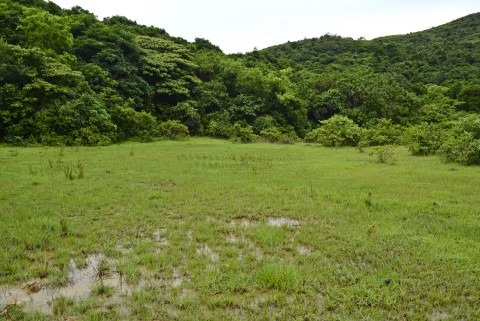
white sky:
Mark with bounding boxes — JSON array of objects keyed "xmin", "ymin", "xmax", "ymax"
[{"xmin": 51, "ymin": 0, "xmax": 479, "ymax": 54}]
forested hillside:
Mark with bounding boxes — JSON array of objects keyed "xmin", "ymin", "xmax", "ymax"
[{"xmin": 0, "ymin": 0, "xmax": 479, "ymax": 162}]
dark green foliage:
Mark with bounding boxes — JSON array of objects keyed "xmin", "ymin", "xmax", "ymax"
[
  {"xmin": 457, "ymin": 83, "xmax": 480, "ymax": 112},
  {"xmin": 109, "ymin": 106, "xmax": 157, "ymax": 141}
]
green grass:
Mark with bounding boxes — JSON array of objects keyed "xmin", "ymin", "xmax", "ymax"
[{"xmin": 0, "ymin": 138, "xmax": 479, "ymax": 320}]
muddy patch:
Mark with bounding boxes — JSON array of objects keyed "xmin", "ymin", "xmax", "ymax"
[
  {"xmin": 0, "ymin": 255, "xmax": 127, "ymax": 315},
  {"xmin": 153, "ymin": 179, "xmax": 175, "ymax": 192},
  {"xmin": 267, "ymin": 217, "xmax": 301, "ymax": 227}
]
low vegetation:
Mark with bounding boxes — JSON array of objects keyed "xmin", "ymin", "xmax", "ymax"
[{"xmin": 1, "ymin": 139, "xmax": 479, "ymax": 320}]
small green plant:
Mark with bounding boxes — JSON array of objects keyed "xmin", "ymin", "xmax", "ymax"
[
  {"xmin": 356, "ymin": 139, "xmax": 369, "ymax": 153},
  {"xmin": 129, "ymin": 146, "xmax": 135, "ymax": 156},
  {"xmin": 370, "ymin": 145, "xmax": 396, "ymax": 163},
  {"xmin": 256, "ymin": 262, "xmax": 301, "ymax": 292},
  {"xmin": 33, "ymin": 257, "xmax": 50, "ymax": 279},
  {"xmin": 64, "ymin": 161, "xmax": 84, "ymax": 179},
  {"xmin": 28, "ymin": 164, "xmax": 37, "ymax": 175},
  {"xmin": 77, "ymin": 161, "xmax": 84, "ymax": 178},
  {"xmin": 59, "ymin": 217, "xmax": 69, "ymax": 237},
  {"xmin": 51, "ymin": 296, "xmax": 68, "ymax": 316},
  {"xmin": 92, "ymin": 259, "xmax": 115, "ymax": 296},
  {"xmin": 365, "ymin": 191, "xmax": 373, "ymax": 209}
]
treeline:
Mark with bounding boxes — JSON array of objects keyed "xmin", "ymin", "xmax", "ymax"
[{"xmin": 0, "ymin": 0, "xmax": 479, "ymax": 163}]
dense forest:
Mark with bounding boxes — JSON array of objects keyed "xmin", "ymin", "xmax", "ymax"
[{"xmin": 1, "ymin": 0, "xmax": 479, "ymax": 163}]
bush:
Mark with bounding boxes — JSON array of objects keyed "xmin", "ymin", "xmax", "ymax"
[
  {"xmin": 110, "ymin": 106, "xmax": 157, "ymax": 141},
  {"xmin": 439, "ymin": 133, "xmax": 480, "ymax": 165},
  {"xmin": 260, "ymin": 127, "xmax": 297, "ymax": 144},
  {"xmin": 157, "ymin": 120, "xmax": 189, "ymax": 140},
  {"xmin": 363, "ymin": 118, "xmax": 403, "ymax": 146},
  {"xmin": 370, "ymin": 145, "xmax": 396, "ymax": 163},
  {"xmin": 403, "ymin": 122, "xmax": 448, "ymax": 155},
  {"xmin": 304, "ymin": 115, "xmax": 361, "ymax": 147},
  {"xmin": 437, "ymin": 115, "xmax": 480, "ymax": 165},
  {"xmin": 230, "ymin": 123, "xmax": 256, "ymax": 143},
  {"xmin": 253, "ymin": 115, "xmax": 278, "ymax": 134},
  {"xmin": 73, "ymin": 126, "xmax": 112, "ymax": 146},
  {"xmin": 205, "ymin": 120, "xmax": 233, "ymax": 139}
]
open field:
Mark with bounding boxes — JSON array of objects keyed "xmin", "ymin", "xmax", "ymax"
[{"xmin": 0, "ymin": 138, "xmax": 479, "ymax": 320}]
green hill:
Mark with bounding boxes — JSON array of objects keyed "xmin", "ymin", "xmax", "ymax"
[{"xmin": 0, "ymin": 0, "xmax": 479, "ymax": 161}]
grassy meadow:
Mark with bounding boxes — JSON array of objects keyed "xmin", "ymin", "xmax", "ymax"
[{"xmin": 0, "ymin": 138, "xmax": 479, "ymax": 320}]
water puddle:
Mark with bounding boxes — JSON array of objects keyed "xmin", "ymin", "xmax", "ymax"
[
  {"xmin": 230, "ymin": 217, "xmax": 257, "ymax": 227},
  {"xmin": 430, "ymin": 311, "xmax": 449, "ymax": 321},
  {"xmin": 297, "ymin": 246, "xmax": 312, "ymax": 255},
  {"xmin": 171, "ymin": 269, "xmax": 183, "ymax": 289},
  {"xmin": 196, "ymin": 245, "xmax": 219, "ymax": 262},
  {"xmin": 153, "ymin": 229, "xmax": 169, "ymax": 246},
  {"xmin": 267, "ymin": 217, "xmax": 301, "ymax": 227},
  {"xmin": 226, "ymin": 232, "xmax": 237, "ymax": 243},
  {"xmin": 0, "ymin": 255, "xmax": 128, "ymax": 315}
]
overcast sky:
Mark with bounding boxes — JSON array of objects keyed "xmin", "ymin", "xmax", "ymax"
[{"xmin": 52, "ymin": 0, "xmax": 479, "ymax": 54}]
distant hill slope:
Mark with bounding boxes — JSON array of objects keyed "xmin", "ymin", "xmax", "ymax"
[{"xmin": 257, "ymin": 13, "xmax": 480, "ymax": 84}]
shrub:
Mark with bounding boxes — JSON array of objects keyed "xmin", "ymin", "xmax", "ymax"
[
  {"xmin": 157, "ymin": 120, "xmax": 189, "ymax": 140},
  {"xmin": 230, "ymin": 123, "xmax": 256, "ymax": 143},
  {"xmin": 438, "ymin": 134, "xmax": 480, "ymax": 165},
  {"xmin": 304, "ymin": 115, "xmax": 361, "ymax": 147},
  {"xmin": 363, "ymin": 118, "xmax": 403, "ymax": 146},
  {"xmin": 253, "ymin": 115, "xmax": 278, "ymax": 134},
  {"xmin": 403, "ymin": 122, "xmax": 448, "ymax": 156},
  {"xmin": 260, "ymin": 127, "xmax": 297, "ymax": 144},
  {"xmin": 437, "ymin": 115, "xmax": 480, "ymax": 165},
  {"xmin": 110, "ymin": 106, "xmax": 157, "ymax": 141},
  {"xmin": 73, "ymin": 126, "xmax": 112, "ymax": 146},
  {"xmin": 370, "ymin": 145, "xmax": 396, "ymax": 164},
  {"xmin": 205, "ymin": 120, "xmax": 233, "ymax": 139}
]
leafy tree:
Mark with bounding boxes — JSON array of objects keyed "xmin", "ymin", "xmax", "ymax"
[
  {"xmin": 137, "ymin": 35, "xmax": 200, "ymax": 109},
  {"xmin": 417, "ymin": 85, "xmax": 461, "ymax": 123},
  {"xmin": 266, "ymin": 68, "xmax": 309, "ymax": 136},
  {"xmin": 17, "ymin": 8, "xmax": 74, "ymax": 54},
  {"xmin": 457, "ymin": 83, "xmax": 480, "ymax": 112}
]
